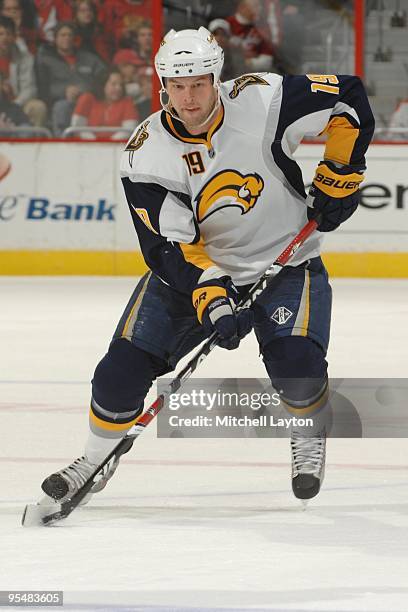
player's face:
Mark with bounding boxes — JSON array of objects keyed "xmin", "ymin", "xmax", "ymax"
[{"xmin": 166, "ymin": 75, "xmax": 217, "ymax": 132}]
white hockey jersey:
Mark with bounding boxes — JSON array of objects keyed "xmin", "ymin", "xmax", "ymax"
[{"xmin": 120, "ymin": 72, "xmax": 374, "ymax": 291}]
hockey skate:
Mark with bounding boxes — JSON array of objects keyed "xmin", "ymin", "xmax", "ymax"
[
  {"xmin": 22, "ymin": 438, "xmax": 134, "ymax": 526},
  {"xmin": 41, "ymin": 454, "xmax": 120, "ymax": 505},
  {"xmin": 290, "ymin": 428, "xmax": 326, "ymax": 500}
]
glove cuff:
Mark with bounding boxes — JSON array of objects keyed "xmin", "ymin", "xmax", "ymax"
[
  {"xmin": 192, "ymin": 284, "xmax": 228, "ymax": 323},
  {"xmin": 313, "ymin": 161, "xmax": 364, "ymax": 198}
]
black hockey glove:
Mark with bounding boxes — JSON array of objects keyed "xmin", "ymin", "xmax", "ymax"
[
  {"xmin": 307, "ymin": 160, "xmax": 365, "ymax": 232},
  {"xmin": 192, "ymin": 276, "xmax": 254, "ymax": 350}
]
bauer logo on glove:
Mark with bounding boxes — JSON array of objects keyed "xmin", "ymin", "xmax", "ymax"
[
  {"xmin": 314, "ymin": 169, "xmax": 361, "ymax": 194},
  {"xmin": 307, "ymin": 160, "xmax": 365, "ymax": 232}
]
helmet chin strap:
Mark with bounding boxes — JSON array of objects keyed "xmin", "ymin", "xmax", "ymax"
[{"xmin": 160, "ymin": 82, "xmax": 221, "ymax": 130}]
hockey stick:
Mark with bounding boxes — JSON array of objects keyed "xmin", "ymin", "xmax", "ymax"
[{"xmin": 22, "ymin": 217, "xmax": 319, "ymax": 527}]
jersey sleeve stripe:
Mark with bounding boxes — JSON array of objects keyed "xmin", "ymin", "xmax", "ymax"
[
  {"xmin": 180, "ymin": 239, "xmax": 217, "ymax": 271},
  {"xmin": 321, "ymin": 116, "xmax": 360, "ymax": 165}
]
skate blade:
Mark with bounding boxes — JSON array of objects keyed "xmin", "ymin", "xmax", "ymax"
[{"xmin": 22, "ymin": 500, "xmax": 64, "ymax": 527}]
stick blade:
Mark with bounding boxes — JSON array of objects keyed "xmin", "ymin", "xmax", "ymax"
[{"xmin": 22, "ymin": 500, "xmax": 64, "ymax": 527}]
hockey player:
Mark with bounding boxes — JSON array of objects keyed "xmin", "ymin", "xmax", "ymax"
[{"xmin": 41, "ymin": 27, "xmax": 374, "ymax": 504}]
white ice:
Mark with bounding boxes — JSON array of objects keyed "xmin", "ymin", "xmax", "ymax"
[{"xmin": 0, "ymin": 277, "xmax": 408, "ymax": 612}]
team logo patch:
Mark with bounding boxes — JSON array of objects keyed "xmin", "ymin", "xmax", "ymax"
[
  {"xmin": 195, "ymin": 170, "xmax": 264, "ymax": 223},
  {"xmin": 131, "ymin": 206, "xmax": 158, "ymax": 234},
  {"xmin": 126, "ymin": 121, "xmax": 150, "ymax": 165},
  {"xmin": 271, "ymin": 306, "xmax": 293, "ymax": 325},
  {"xmin": 229, "ymin": 74, "xmax": 270, "ymax": 99}
]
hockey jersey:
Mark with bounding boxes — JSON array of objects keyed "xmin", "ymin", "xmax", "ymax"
[{"xmin": 120, "ymin": 72, "xmax": 374, "ymax": 293}]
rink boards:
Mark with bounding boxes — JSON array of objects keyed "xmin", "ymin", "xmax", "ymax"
[{"xmin": 0, "ymin": 142, "xmax": 407, "ymax": 277}]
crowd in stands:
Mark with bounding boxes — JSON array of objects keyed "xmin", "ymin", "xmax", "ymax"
[
  {"xmin": 0, "ymin": 0, "xmax": 153, "ymax": 138},
  {"xmin": 1, "ymin": 0, "xmax": 402, "ymax": 140},
  {"xmin": 0, "ymin": 0, "xmax": 303, "ymax": 139}
]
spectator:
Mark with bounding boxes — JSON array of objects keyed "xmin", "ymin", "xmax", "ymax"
[
  {"xmin": 35, "ymin": 21, "xmax": 105, "ymax": 135},
  {"xmin": 134, "ymin": 64, "xmax": 152, "ymax": 120},
  {"xmin": 272, "ymin": 0, "xmax": 305, "ymax": 73},
  {"xmin": 226, "ymin": 0, "xmax": 275, "ymax": 72},
  {"xmin": 162, "ymin": 0, "xmax": 214, "ymax": 31},
  {"xmin": 0, "ymin": 15, "xmax": 35, "ymax": 103},
  {"xmin": 34, "ymin": 0, "xmax": 73, "ymax": 44},
  {"xmin": 0, "ymin": 68, "xmax": 31, "ymax": 135},
  {"xmin": 132, "ymin": 21, "xmax": 152, "ymax": 64},
  {"xmin": 265, "ymin": 0, "xmax": 282, "ymax": 49},
  {"xmin": 113, "ymin": 47, "xmax": 144, "ymax": 100},
  {"xmin": 0, "ymin": 0, "xmax": 38, "ymax": 54},
  {"xmin": 388, "ymin": 99, "xmax": 408, "ymax": 140},
  {"xmin": 70, "ymin": 67, "xmax": 138, "ymax": 140},
  {"xmin": 0, "ymin": 15, "xmax": 46, "ymax": 126},
  {"xmin": 208, "ymin": 18, "xmax": 243, "ymax": 81},
  {"xmin": 113, "ymin": 47, "xmax": 153, "ymax": 120},
  {"xmin": 73, "ymin": 0, "xmax": 113, "ymax": 63},
  {"xmin": 99, "ymin": 0, "xmax": 152, "ymax": 49}
]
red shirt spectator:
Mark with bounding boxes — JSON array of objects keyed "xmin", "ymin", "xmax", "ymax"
[
  {"xmin": 71, "ymin": 68, "xmax": 138, "ymax": 139},
  {"xmin": 113, "ymin": 47, "xmax": 144, "ymax": 99},
  {"xmin": 226, "ymin": 0, "xmax": 275, "ymax": 72},
  {"xmin": 99, "ymin": 0, "xmax": 152, "ymax": 49},
  {"xmin": 34, "ymin": 0, "xmax": 73, "ymax": 43},
  {"xmin": 74, "ymin": 91, "xmax": 137, "ymax": 129}
]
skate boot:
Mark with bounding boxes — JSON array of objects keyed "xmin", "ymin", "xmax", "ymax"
[
  {"xmin": 41, "ymin": 454, "xmax": 120, "ymax": 505},
  {"xmin": 290, "ymin": 428, "xmax": 326, "ymax": 500},
  {"xmin": 41, "ymin": 436, "xmax": 134, "ymax": 504}
]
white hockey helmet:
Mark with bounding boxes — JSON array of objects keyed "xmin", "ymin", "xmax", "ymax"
[{"xmin": 154, "ymin": 27, "xmax": 224, "ymax": 88}]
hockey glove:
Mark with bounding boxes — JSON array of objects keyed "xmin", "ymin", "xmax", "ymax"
[
  {"xmin": 192, "ymin": 277, "xmax": 254, "ymax": 350},
  {"xmin": 307, "ymin": 160, "xmax": 365, "ymax": 232}
]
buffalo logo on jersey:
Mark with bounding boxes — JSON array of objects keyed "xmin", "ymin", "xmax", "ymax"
[
  {"xmin": 126, "ymin": 121, "xmax": 150, "ymax": 151},
  {"xmin": 126, "ymin": 121, "xmax": 150, "ymax": 165},
  {"xmin": 195, "ymin": 170, "xmax": 264, "ymax": 223},
  {"xmin": 229, "ymin": 74, "xmax": 269, "ymax": 99}
]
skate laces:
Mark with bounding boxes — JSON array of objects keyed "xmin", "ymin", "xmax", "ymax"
[
  {"xmin": 61, "ymin": 456, "xmax": 97, "ymax": 490},
  {"xmin": 291, "ymin": 431, "xmax": 326, "ymax": 475}
]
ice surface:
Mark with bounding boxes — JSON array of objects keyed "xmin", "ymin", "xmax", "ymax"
[{"xmin": 0, "ymin": 277, "xmax": 407, "ymax": 612}]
